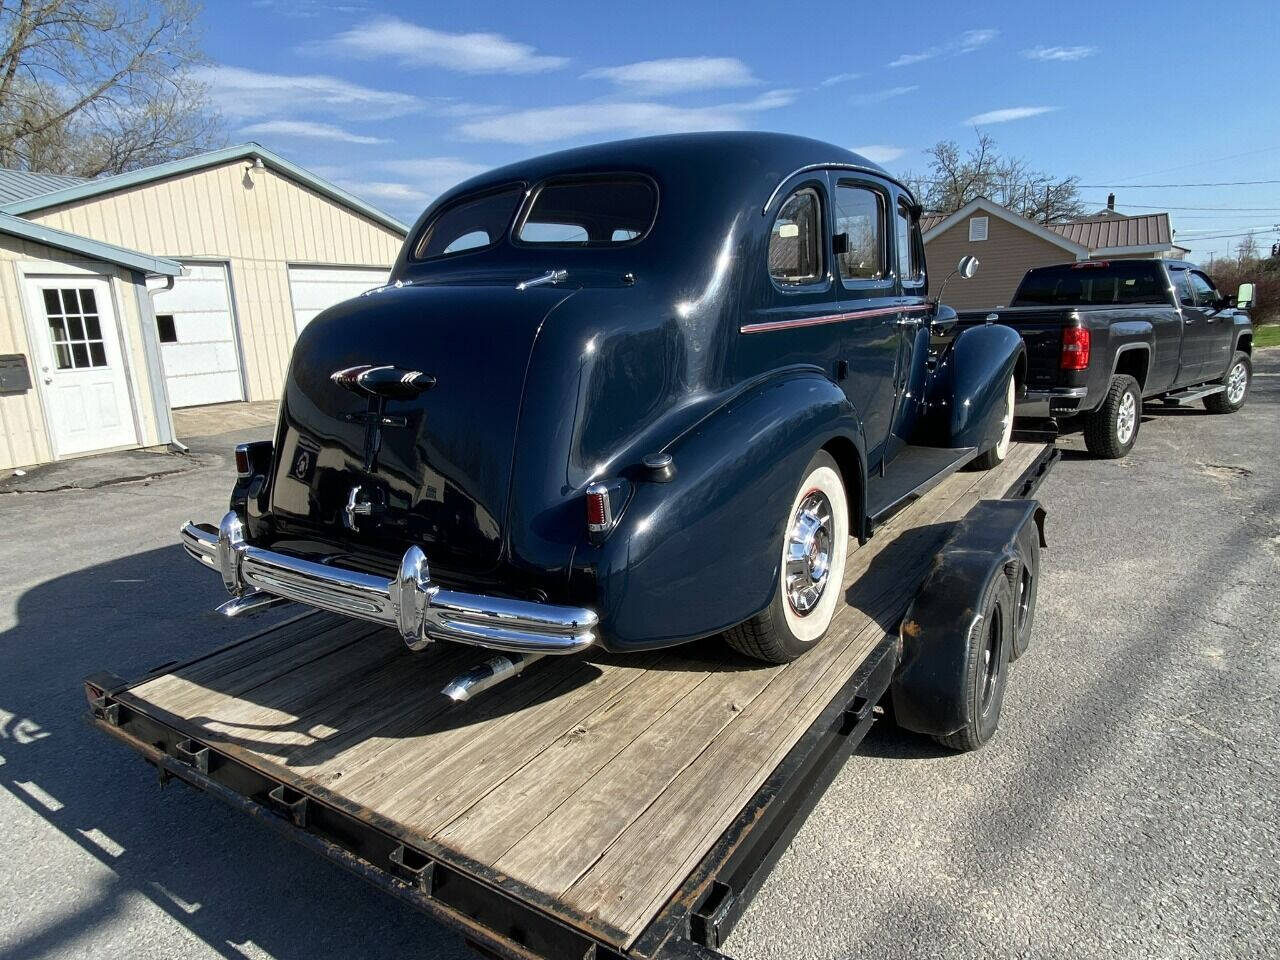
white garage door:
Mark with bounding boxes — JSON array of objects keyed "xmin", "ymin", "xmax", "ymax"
[
  {"xmin": 289, "ymin": 265, "xmax": 388, "ymax": 335},
  {"xmin": 151, "ymin": 262, "xmax": 244, "ymax": 408}
]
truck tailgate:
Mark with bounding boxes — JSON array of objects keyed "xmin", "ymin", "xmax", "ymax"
[{"xmin": 958, "ymin": 308, "xmax": 1068, "ymax": 389}]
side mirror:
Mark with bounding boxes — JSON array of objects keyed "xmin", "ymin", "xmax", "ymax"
[
  {"xmin": 1236, "ymin": 282, "xmax": 1255, "ymax": 309},
  {"xmin": 931, "ymin": 303, "xmax": 958, "ymax": 334},
  {"xmin": 957, "ymin": 255, "xmax": 980, "ymax": 280}
]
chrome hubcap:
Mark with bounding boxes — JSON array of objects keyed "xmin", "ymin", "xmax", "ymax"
[
  {"xmin": 1226, "ymin": 362, "xmax": 1247, "ymax": 404},
  {"xmin": 785, "ymin": 490, "xmax": 834, "ymax": 615},
  {"xmin": 1116, "ymin": 391, "xmax": 1137, "ymax": 445}
]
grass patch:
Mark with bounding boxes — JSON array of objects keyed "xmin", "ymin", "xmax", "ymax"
[{"xmin": 1255, "ymin": 324, "xmax": 1280, "ymax": 349}]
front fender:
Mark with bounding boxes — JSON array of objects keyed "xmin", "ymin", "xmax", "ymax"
[
  {"xmin": 923, "ymin": 324, "xmax": 1023, "ymax": 449},
  {"xmin": 585, "ymin": 371, "xmax": 864, "ymax": 651}
]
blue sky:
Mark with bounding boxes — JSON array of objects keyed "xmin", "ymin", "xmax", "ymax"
[{"xmin": 200, "ymin": 0, "xmax": 1279, "ymax": 261}]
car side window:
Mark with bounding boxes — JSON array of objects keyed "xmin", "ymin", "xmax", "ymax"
[
  {"xmin": 895, "ymin": 199, "xmax": 923, "ymax": 287},
  {"xmin": 768, "ymin": 187, "xmax": 823, "ymax": 285},
  {"xmin": 1188, "ymin": 270, "xmax": 1218, "ymax": 307},
  {"xmin": 1168, "ymin": 267, "xmax": 1196, "ymax": 308},
  {"xmin": 833, "ymin": 184, "xmax": 884, "ymax": 281}
]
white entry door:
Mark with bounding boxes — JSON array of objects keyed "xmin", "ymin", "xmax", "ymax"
[
  {"xmin": 151, "ymin": 262, "xmax": 244, "ymax": 408},
  {"xmin": 26, "ymin": 277, "xmax": 138, "ymax": 457},
  {"xmin": 288, "ymin": 265, "xmax": 388, "ymax": 335}
]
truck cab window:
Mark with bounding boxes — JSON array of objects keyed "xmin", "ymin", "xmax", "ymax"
[
  {"xmin": 833, "ymin": 185, "xmax": 884, "ymax": 281},
  {"xmin": 1188, "ymin": 271, "xmax": 1218, "ymax": 308},
  {"xmin": 768, "ymin": 187, "xmax": 823, "ymax": 284},
  {"xmin": 1168, "ymin": 267, "xmax": 1196, "ymax": 308}
]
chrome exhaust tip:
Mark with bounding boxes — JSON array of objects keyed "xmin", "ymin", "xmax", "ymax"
[{"xmin": 442, "ymin": 652, "xmax": 545, "ymax": 703}]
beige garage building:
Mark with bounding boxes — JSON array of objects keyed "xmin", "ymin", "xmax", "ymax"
[{"xmin": 0, "ymin": 144, "xmax": 408, "ymax": 471}]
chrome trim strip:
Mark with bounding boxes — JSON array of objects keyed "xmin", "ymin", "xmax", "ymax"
[
  {"xmin": 179, "ymin": 517, "xmax": 598, "ymax": 655},
  {"xmin": 740, "ymin": 302, "xmax": 930, "ymax": 335},
  {"xmin": 762, "ymin": 162, "xmax": 916, "ymax": 215}
]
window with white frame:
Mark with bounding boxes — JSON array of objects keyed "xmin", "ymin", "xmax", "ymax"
[{"xmin": 968, "ymin": 216, "xmax": 989, "ymax": 242}]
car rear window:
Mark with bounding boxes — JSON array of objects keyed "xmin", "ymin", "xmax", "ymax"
[
  {"xmin": 516, "ymin": 177, "xmax": 657, "ymax": 246},
  {"xmin": 1012, "ymin": 261, "xmax": 1168, "ymax": 306},
  {"xmin": 414, "ymin": 185, "xmax": 523, "ymax": 260}
]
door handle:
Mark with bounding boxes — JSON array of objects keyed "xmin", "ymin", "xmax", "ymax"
[
  {"xmin": 896, "ymin": 317, "xmax": 922, "ymax": 327},
  {"xmin": 43, "ymin": 376, "xmax": 52, "ymax": 384}
]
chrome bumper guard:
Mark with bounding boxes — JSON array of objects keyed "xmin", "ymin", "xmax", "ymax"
[{"xmin": 180, "ymin": 512, "xmax": 598, "ymax": 654}]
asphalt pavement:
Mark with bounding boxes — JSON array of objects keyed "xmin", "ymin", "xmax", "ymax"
[{"xmin": 1, "ymin": 353, "xmax": 1276, "ymax": 960}]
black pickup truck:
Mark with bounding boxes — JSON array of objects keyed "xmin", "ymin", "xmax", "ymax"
[{"xmin": 958, "ymin": 259, "xmax": 1255, "ymax": 457}]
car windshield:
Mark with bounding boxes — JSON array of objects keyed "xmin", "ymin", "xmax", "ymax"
[
  {"xmin": 1012, "ymin": 261, "xmax": 1169, "ymax": 306},
  {"xmin": 517, "ymin": 177, "xmax": 657, "ymax": 246}
]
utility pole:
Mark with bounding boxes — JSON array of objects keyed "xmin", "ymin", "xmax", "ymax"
[{"xmin": 1044, "ymin": 186, "xmax": 1051, "ymax": 225}]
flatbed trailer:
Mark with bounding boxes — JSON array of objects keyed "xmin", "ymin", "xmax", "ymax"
[{"xmin": 85, "ymin": 441, "xmax": 1056, "ymax": 960}]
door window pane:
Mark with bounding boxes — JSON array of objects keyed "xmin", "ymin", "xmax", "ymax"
[
  {"xmin": 42, "ymin": 286, "xmax": 109, "ymax": 370},
  {"xmin": 895, "ymin": 200, "xmax": 921, "ymax": 283},
  {"xmin": 834, "ymin": 185, "xmax": 884, "ymax": 281},
  {"xmin": 1168, "ymin": 268, "xmax": 1195, "ymax": 307},
  {"xmin": 769, "ymin": 188, "xmax": 823, "ymax": 284},
  {"xmin": 1189, "ymin": 271, "xmax": 1217, "ymax": 307}
]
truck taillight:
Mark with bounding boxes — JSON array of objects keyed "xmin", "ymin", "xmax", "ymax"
[
  {"xmin": 1060, "ymin": 327, "xmax": 1090, "ymax": 371},
  {"xmin": 586, "ymin": 482, "xmax": 612, "ymax": 533}
]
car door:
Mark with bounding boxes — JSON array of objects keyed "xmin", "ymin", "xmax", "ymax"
[
  {"xmin": 1166, "ymin": 264, "xmax": 1208, "ymax": 386},
  {"xmin": 1187, "ymin": 269, "xmax": 1233, "ymax": 380},
  {"xmin": 828, "ymin": 175, "xmax": 899, "ymax": 475}
]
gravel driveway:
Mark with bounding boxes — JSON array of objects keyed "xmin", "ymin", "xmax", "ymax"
[{"xmin": 1, "ymin": 353, "xmax": 1276, "ymax": 960}]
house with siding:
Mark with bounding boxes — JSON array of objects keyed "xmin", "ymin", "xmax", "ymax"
[
  {"xmin": 922, "ymin": 197, "xmax": 1181, "ymax": 310},
  {"xmin": 0, "ymin": 144, "xmax": 409, "ymax": 471}
]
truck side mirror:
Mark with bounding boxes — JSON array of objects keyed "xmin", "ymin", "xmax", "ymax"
[
  {"xmin": 1236, "ymin": 282, "xmax": 1255, "ymax": 309},
  {"xmin": 957, "ymin": 255, "xmax": 980, "ymax": 280}
]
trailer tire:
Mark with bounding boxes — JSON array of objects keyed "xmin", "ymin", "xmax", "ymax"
[
  {"xmin": 934, "ymin": 570, "xmax": 1015, "ymax": 752},
  {"xmin": 1083, "ymin": 374, "xmax": 1140, "ymax": 459},
  {"xmin": 725, "ymin": 451, "xmax": 849, "ymax": 663},
  {"xmin": 1204, "ymin": 351, "xmax": 1250, "ymax": 414},
  {"xmin": 1010, "ymin": 537, "xmax": 1039, "ymax": 661}
]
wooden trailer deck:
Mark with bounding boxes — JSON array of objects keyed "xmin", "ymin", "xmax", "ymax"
[{"xmin": 97, "ymin": 442, "xmax": 1050, "ymax": 954}]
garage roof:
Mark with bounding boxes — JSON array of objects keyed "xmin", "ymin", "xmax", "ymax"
[
  {"xmin": 0, "ymin": 211, "xmax": 182, "ymax": 276},
  {"xmin": 0, "ymin": 143, "xmax": 408, "ymax": 234},
  {"xmin": 0, "ymin": 168, "xmax": 87, "ymax": 204}
]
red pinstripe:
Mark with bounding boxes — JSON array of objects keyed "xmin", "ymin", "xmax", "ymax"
[{"xmin": 739, "ymin": 301, "xmax": 931, "ymax": 334}]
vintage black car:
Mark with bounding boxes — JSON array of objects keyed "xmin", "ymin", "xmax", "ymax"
[{"xmin": 181, "ymin": 132, "xmax": 1024, "ymax": 664}]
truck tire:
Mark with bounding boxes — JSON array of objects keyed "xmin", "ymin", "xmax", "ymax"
[
  {"xmin": 971, "ymin": 373, "xmax": 1016, "ymax": 470},
  {"xmin": 934, "ymin": 570, "xmax": 1015, "ymax": 751},
  {"xmin": 1083, "ymin": 374, "xmax": 1141, "ymax": 459},
  {"xmin": 1204, "ymin": 351, "xmax": 1251, "ymax": 414},
  {"xmin": 725, "ymin": 450, "xmax": 849, "ymax": 663}
]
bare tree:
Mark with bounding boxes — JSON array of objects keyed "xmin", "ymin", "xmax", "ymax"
[
  {"xmin": 904, "ymin": 131, "xmax": 1087, "ymax": 223},
  {"xmin": 0, "ymin": 0, "xmax": 222, "ymax": 177}
]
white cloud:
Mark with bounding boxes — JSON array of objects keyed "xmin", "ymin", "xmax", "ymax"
[
  {"xmin": 456, "ymin": 90, "xmax": 795, "ymax": 144},
  {"xmin": 850, "ymin": 144, "xmax": 906, "ymax": 164},
  {"xmin": 850, "ymin": 85, "xmax": 918, "ymax": 106},
  {"xmin": 317, "ymin": 16, "xmax": 567, "ymax": 73},
  {"xmin": 583, "ymin": 57, "xmax": 758, "ymax": 96},
  {"xmin": 340, "ymin": 181, "xmax": 431, "ymax": 206},
  {"xmin": 1022, "ymin": 45, "xmax": 1097, "ymax": 62},
  {"xmin": 890, "ymin": 28, "xmax": 998, "ymax": 67},
  {"xmin": 965, "ymin": 106, "xmax": 1058, "ymax": 125},
  {"xmin": 195, "ymin": 65, "xmax": 421, "ymax": 121},
  {"xmin": 820, "ymin": 72, "xmax": 862, "ymax": 87},
  {"xmin": 376, "ymin": 157, "xmax": 492, "ymax": 196},
  {"xmin": 238, "ymin": 119, "xmax": 388, "ymax": 144}
]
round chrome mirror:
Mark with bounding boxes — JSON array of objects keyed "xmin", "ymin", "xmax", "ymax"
[{"xmin": 958, "ymin": 255, "xmax": 980, "ymax": 279}]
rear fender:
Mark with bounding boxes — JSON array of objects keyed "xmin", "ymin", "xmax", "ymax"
[
  {"xmin": 922, "ymin": 324, "xmax": 1023, "ymax": 449},
  {"xmin": 587, "ymin": 371, "xmax": 865, "ymax": 651}
]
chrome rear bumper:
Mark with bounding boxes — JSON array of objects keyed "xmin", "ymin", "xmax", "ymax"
[{"xmin": 180, "ymin": 513, "xmax": 598, "ymax": 654}]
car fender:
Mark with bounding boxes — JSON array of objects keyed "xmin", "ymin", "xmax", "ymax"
[
  {"xmin": 922, "ymin": 323, "xmax": 1024, "ymax": 450},
  {"xmin": 587, "ymin": 370, "xmax": 865, "ymax": 651}
]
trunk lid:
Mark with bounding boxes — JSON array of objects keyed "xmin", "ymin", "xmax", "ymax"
[{"xmin": 266, "ymin": 282, "xmax": 574, "ymax": 576}]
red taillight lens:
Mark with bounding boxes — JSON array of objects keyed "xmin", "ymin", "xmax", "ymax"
[
  {"xmin": 234, "ymin": 444, "xmax": 251, "ymax": 476},
  {"xmin": 1060, "ymin": 327, "xmax": 1091, "ymax": 371},
  {"xmin": 586, "ymin": 483, "xmax": 611, "ymax": 532}
]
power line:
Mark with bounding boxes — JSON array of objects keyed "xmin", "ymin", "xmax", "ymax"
[
  {"xmin": 1077, "ymin": 179, "xmax": 1280, "ymax": 188},
  {"xmin": 1080, "ymin": 200, "xmax": 1280, "ymax": 212},
  {"xmin": 1174, "ymin": 227, "xmax": 1280, "ymax": 242}
]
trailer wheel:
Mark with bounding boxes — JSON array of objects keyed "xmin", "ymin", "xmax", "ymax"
[
  {"xmin": 725, "ymin": 450, "xmax": 849, "ymax": 663},
  {"xmin": 1083, "ymin": 374, "xmax": 1140, "ymax": 459},
  {"xmin": 934, "ymin": 571, "xmax": 1014, "ymax": 751},
  {"xmin": 971, "ymin": 373, "xmax": 1016, "ymax": 470},
  {"xmin": 1204, "ymin": 351, "xmax": 1250, "ymax": 414},
  {"xmin": 1009, "ymin": 536, "xmax": 1039, "ymax": 661}
]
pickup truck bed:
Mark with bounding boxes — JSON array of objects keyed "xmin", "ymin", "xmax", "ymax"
[{"xmin": 86, "ymin": 442, "xmax": 1054, "ymax": 960}]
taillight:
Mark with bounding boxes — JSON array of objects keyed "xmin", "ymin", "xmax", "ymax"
[
  {"xmin": 586, "ymin": 482, "xmax": 612, "ymax": 533},
  {"xmin": 234, "ymin": 443, "xmax": 252, "ymax": 477},
  {"xmin": 1060, "ymin": 327, "xmax": 1091, "ymax": 371}
]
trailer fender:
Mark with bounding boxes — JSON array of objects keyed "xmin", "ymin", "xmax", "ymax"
[{"xmin": 890, "ymin": 499, "xmax": 1045, "ymax": 738}]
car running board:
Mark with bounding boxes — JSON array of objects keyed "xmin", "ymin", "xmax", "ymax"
[
  {"xmin": 866, "ymin": 445, "xmax": 979, "ymax": 531},
  {"xmin": 1159, "ymin": 383, "xmax": 1225, "ymax": 406}
]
